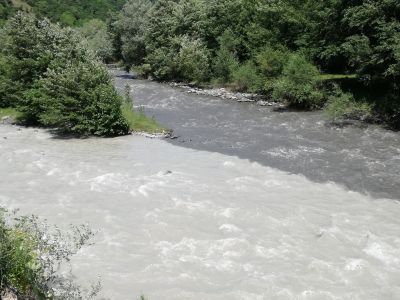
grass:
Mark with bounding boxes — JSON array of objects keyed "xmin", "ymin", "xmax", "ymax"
[
  {"xmin": 0, "ymin": 107, "xmax": 22, "ymax": 120},
  {"xmin": 325, "ymin": 91, "xmax": 373, "ymax": 120},
  {"xmin": 121, "ymin": 103, "xmax": 167, "ymax": 134},
  {"xmin": 1, "ymin": 105, "xmax": 167, "ymax": 135},
  {"xmin": 11, "ymin": 0, "xmax": 32, "ymax": 11},
  {"xmin": 317, "ymin": 74, "xmax": 358, "ymax": 81}
]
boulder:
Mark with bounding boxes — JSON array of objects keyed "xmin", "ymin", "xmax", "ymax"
[{"xmin": 1, "ymin": 116, "xmax": 15, "ymax": 125}]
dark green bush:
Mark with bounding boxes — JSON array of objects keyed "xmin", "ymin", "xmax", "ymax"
[
  {"xmin": 325, "ymin": 87, "xmax": 373, "ymax": 121},
  {"xmin": 256, "ymin": 46, "xmax": 289, "ymax": 79},
  {"xmin": 145, "ymin": 47, "xmax": 178, "ymax": 80},
  {"xmin": 176, "ymin": 36, "xmax": 210, "ymax": 83},
  {"xmin": 145, "ymin": 35, "xmax": 210, "ymax": 83},
  {"xmin": 1, "ymin": 13, "xmax": 129, "ymax": 136},
  {"xmin": 375, "ymin": 91, "xmax": 400, "ymax": 128},
  {"xmin": 0, "ymin": 212, "xmax": 38, "ymax": 297},
  {"xmin": 212, "ymin": 30, "xmax": 240, "ymax": 84},
  {"xmin": 255, "ymin": 46, "xmax": 289, "ymax": 94},
  {"xmin": 0, "ymin": 54, "xmax": 16, "ymax": 108},
  {"xmin": 23, "ymin": 61, "xmax": 129, "ymax": 136},
  {"xmin": 212, "ymin": 48, "xmax": 239, "ymax": 84},
  {"xmin": 272, "ymin": 53, "xmax": 324, "ymax": 108},
  {"xmin": 231, "ymin": 61, "xmax": 262, "ymax": 92},
  {"xmin": 133, "ymin": 64, "xmax": 152, "ymax": 79}
]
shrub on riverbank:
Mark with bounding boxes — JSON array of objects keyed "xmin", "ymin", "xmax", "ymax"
[
  {"xmin": 272, "ymin": 53, "xmax": 324, "ymax": 109},
  {"xmin": 325, "ymin": 88, "xmax": 373, "ymax": 121},
  {"xmin": 0, "ymin": 53, "xmax": 14, "ymax": 108},
  {"xmin": 23, "ymin": 61, "xmax": 129, "ymax": 136},
  {"xmin": 0, "ymin": 13, "xmax": 131, "ymax": 136},
  {"xmin": 0, "ymin": 208, "xmax": 99, "ymax": 299},
  {"xmin": 122, "ymin": 103, "xmax": 166, "ymax": 134},
  {"xmin": 231, "ymin": 61, "xmax": 262, "ymax": 92},
  {"xmin": 122, "ymin": 85, "xmax": 166, "ymax": 134},
  {"xmin": 0, "ymin": 108, "xmax": 22, "ymax": 122}
]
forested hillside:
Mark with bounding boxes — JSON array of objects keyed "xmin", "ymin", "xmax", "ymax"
[
  {"xmin": 0, "ymin": 0, "xmax": 125, "ymax": 25},
  {"xmin": 112, "ymin": 0, "xmax": 400, "ymax": 128}
]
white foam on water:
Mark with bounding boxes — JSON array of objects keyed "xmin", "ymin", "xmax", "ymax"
[{"xmin": 1, "ymin": 125, "xmax": 400, "ymax": 300}]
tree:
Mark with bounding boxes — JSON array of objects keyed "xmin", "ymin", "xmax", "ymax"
[
  {"xmin": 176, "ymin": 35, "xmax": 210, "ymax": 83},
  {"xmin": 112, "ymin": 0, "xmax": 153, "ymax": 69},
  {"xmin": 80, "ymin": 19, "xmax": 114, "ymax": 62},
  {"xmin": 1, "ymin": 13, "xmax": 129, "ymax": 136}
]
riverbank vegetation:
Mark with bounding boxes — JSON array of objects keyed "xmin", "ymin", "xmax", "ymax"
[
  {"xmin": 0, "ymin": 107, "xmax": 21, "ymax": 120},
  {"xmin": 1, "ymin": 1, "xmax": 398, "ymax": 129},
  {"xmin": 111, "ymin": 0, "xmax": 399, "ymax": 129},
  {"xmin": 0, "ymin": 12, "xmax": 164, "ymax": 136},
  {"xmin": 0, "ymin": 0, "xmax": 124, "ymax": 26},
  {"xmin": 0, "ymin": 208, "xmax": 99, "ymax": 299}
]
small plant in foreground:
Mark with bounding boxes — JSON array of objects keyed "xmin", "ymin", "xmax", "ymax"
[{"xmin": 0, "ymin": 207, "xmax": 100, "ymax": 299}]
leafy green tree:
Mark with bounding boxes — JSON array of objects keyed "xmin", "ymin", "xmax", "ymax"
[
  {"xmin": 26, "ymin": 0, "xmax": 125, "ymax": 25},
  {"xmin": 232, "ymin": 61, "xmax": 262, "ymax": 92},
  {"xmin": 176, "ymin": 35, "xmax": 210, "ymax": 83},
  {"xmin": 342, "ymin": 1, "xmax": 400, "ymax": 81},
  {"xmin": 272, "ymin": 53, "xmax": 324, "ymax": 108},
  {"xmin": 24, "ymin": 63, "xmax": 129, "ymax": 136},
  {"xmin": 80, "ymin": 19, "xmax": 114, "ymax": 62},
  {"xmin": 255, "ymin": 46, "xmax": 289, "ymax": 92},
  {"xmin": 0, "ymin": 53, "xmax": 15, "ymax": 107},
  {"xmin": 113, "ymin": 0, "xmax": 153, "ymax": 69},
  {"xmin": 212, "ymin": 30, "xmax": 240, "ymax": 83},
  {"xmin": 1, "ymin": 13, "xmax": 129, "ymax": 136},
  {"xmin": 59, "ymin": 10, "xmax": 76, "ymax": 26},
  {"xmin": 202, "ymin": 0, "xmax": 245, "ymax": 54}
]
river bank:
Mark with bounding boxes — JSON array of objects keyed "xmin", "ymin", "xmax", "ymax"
[
  {"xmin": 167, "ymin": 82, "xmax": 284, "ymax": 108},
  {"xmin": 0, "ymin": 107, "xmax": 170, "ymax": 139}
]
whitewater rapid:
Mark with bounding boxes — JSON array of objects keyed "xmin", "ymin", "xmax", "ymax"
[{"xmin": 0, "ymin": 125, "xmax": 399, "ymax": 300}]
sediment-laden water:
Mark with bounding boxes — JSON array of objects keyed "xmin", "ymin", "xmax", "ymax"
[
  {"xmin": 1, "ymin": 125, "xmax": 399, "ymax": 300},
  {"xmin": 113, "ymin": 70, "xmax": 400, "ymax": 200}
]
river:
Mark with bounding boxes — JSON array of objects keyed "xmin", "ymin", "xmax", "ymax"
[
  {"xmin": 0, "ymin": 71, "xmax": 399, "ymax": 299},
  {"xmin": 113, "ymin": 70, "xmax": 400, "ymax": 200}
]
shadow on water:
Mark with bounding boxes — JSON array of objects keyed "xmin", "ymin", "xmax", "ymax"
[
  {"xmin": 112, "ymin": 69, "xmax": 400, "ymax": 200},
  {"xmin": 115, "ymin": 74, "xmax": 136, "ymax": 80}
]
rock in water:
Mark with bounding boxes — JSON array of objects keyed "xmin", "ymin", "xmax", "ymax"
[{"xmin": 1, "ymin": 116, "xmax": 15, "ymax": 125}]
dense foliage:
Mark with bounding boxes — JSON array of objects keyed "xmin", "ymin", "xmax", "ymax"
[
  {"xmin": 0, "ymin": 0, "xmax": 14, "ymax": 26},
  {"xmin": 0, "ymin": 0, "xmax": 125, "ymax": 26},
  {"xmin": 0, "ymin": 208, "xmax": 99, "ymax": 299},
  {"xmin": 112, "ymin": 0, "xmax": 400, "ymax": 127},
  {"xmin": 0, "ymin": 13, "xmax": 129, "ymax": 136},
  {"xmin": 79, "ymin": 19, "xmax": 114, "ymax": 62}
]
